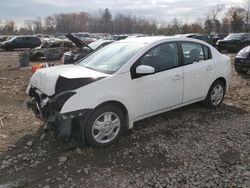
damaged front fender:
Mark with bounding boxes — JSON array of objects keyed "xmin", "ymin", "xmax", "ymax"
[{"xmin": 48, "ymin": 91, "xmax": 76, "ymax": 111}]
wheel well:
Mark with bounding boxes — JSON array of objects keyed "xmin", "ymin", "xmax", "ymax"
[
  {"xmin": 96, "ymin": 101, "xmax": 129, "ymax": 130},
  {"xmin": 214, "ymin": 77, "xmax": 226, "ymax": 88}
]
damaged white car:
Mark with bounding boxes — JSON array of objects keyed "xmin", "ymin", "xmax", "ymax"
[{"xmin": 26, "ymin": 37, "xmax": 231, "ymax": 147}]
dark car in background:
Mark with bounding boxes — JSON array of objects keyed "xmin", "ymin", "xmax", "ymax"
[
  {"xmin": 72, "ymin": 32, "xmax": 96, "ymax": 44},
  {"xmin": 234, "ymin": 46, "xmax": 250, "ymax": 74},
  {"xmin": 0, "ymin": 36, "xmax": 13, "ymax": 42},
  {"xmin": 0, "ymin": 36, "xmax": 41, "ymax": 50},
  {"xmin": 216, "ymin": 33, "xmax": 250, "ymax": 52},
  {"xmin": 62, "ymin": 34, "xmax": 114, "ymax": 64},
  {"xmin": 175, "ymin": 33, "xmax": 213, "ymax": 44},
  {"xmin": 192, "ymin": 34, "xmax": 213, "ymax": 44},
  {"xmin": 211, "ymin": 34, "xmax": 227, "ymax": 47},
  {"xmin": 29, "ymin": 38, "xmax": 75, "ymax": 61}
]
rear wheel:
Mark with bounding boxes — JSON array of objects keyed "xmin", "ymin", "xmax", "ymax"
[
  {"xmin": 5, "ymin": 46, "xmax": 14, "ymax": 51},
  {"xmin": 204, "ymin": 80, "xmax": 225, "ymax": 108},
  {"xmin": 83, "ymin": 105, "xmax": 125, "ymax": 147}
]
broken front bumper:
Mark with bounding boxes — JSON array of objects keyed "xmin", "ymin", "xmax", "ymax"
[{"xmin": 27, "ymin": 97, "xmax": 91, "ymax": 122}]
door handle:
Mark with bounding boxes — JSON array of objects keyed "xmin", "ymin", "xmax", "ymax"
[
  {"xmin": 206, "ymin": 65, "xmax": 214, "ymax": 70},
  {"xmin": 173, "ymin": 74, "xmax": 183, "ymax": 80}
]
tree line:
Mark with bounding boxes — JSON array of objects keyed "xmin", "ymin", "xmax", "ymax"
[{"xmin": 0, "ymin": 3, "xmax": 250, "ymax": 36}]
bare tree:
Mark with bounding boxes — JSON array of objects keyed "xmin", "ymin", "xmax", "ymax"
[
  {"xmin": 205, "ymin": 4, "xmax": 224, "ymax": 34},
  {"xmin": 44, "ymin": 16, "xmax": 56, "ymax": 34},
  {"xmin": 171, "ymin": 18, "xmax": 182, "ymax": 34},
  {"xmin": 225, "ymin": 6, "xmax": 245, "ymax": 32},
  {"xmin": 211, "ymin": 4, "xmax": 225, "ymax": 20},
  {"xmin": 24, "ymin": 20, "xmax": 34, "ymax": 33},
  {"xmin": 101, "ymin": 8, "xmax": 113, "ymax": 33},
  {"xmin": 245, "ymin": 0, "xmax": 250, "ymax": 32},
  {"xmin": 2, "ymin": 20, "xmax": 16, "ymax": 35},
  {"xmin": 32, "ymin": 17, "xmax": 43, "ymax": 33}
]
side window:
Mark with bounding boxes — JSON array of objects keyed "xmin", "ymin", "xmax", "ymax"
[
  {"xmin": 64, "ymin": 42, "xmax": 74, "ymax": 48},
  {"xmin": 15, "ymin": 37, "xmax": 23, "ymax": 42},
  {"xmin": 181, "ymin": 42, "xmax": 209, "ymax": 65},
  {"xmin": 203, "ymin": 45, "xmax": 211, "ymax": 60},
  {"xmin": 31, "ymin": 37, "xmax": 39, "ymax": 42},
  {"xmin": 139, "ymin": 42, "xmax": 179, "ymax": 72},
  {"xmin": 49, "ymin": 42, "xmax": 60, "ymax": 48},
  {"xmin": 246, "ymin": 34, "xmax": 250, "ymax": 40}
]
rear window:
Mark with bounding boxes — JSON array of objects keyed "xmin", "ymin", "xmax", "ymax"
[
  {"xmin": 49, "ymin": 42, "xmax": 61, "ymax": 48},
  {"xmin": 181, "ymin": 42, "xmax": 212, "ymax": 65},
  {"xmin": 27, "ymin": 37, "xmax": 40, "ymax": 42},
  {"xmin": 224, "ymin": 34, "xmax": 244, "ymax": 40}
]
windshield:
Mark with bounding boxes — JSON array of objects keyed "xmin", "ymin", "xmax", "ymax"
[
  {"xmin": 40, "ymin": 42, "xmax": 50, "ymax": 48},
  {"xmin": 224, "ymin": 33, "xmax": 244, "ymax": 40},
  {"xmin": 78, "ymin": 42, "xmax": 144, "ymax": 74}
]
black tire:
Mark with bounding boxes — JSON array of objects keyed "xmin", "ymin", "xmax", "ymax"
[
  {"xmin": 83, "ymin": 105, "xmax": 125, "ymax": 148},
  {"xmin": 5, "ymin": 46, "xmax": 14, "ymax": 51},
  {"xmin": 203, "ymin": 80, "xmax": 226, "ymax": 108}
]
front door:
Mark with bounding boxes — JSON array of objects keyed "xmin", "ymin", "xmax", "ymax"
[{"xmin": 129, "ymin": 42, "xmax": 184, "ymax": 119}]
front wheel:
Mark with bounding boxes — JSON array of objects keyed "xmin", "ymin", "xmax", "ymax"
[
  {"xmin": 83, "ymin": 105, "xmax": 125, "ymax": 147},
  {"xmin": 204, "ymin": 80, "xmax": 226, "ymax": 108}
]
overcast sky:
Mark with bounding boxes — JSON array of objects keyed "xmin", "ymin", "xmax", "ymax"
[{"xmin": 0, "ymin": 0, "xmax": 245, "ymax": 25}]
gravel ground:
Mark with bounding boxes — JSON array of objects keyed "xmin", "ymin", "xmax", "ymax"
[{"xmin": 0, "ymin": 51, "xmax": 249, "ymax": 188}]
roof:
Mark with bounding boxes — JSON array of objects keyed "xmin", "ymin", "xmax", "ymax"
[
  {"xmin": 115, "ymin": 36, "xmax": 213, "ymax": 48},
  {"xmin": 118, "ymin": 36, "xmax": 169, "ymax": 44}
]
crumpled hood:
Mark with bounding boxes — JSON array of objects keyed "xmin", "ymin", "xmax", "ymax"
[{"xmin": 30, "ymin": 64, "xmax": 109, "ymax": 96}]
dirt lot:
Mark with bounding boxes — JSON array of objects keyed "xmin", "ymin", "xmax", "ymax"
[{"xmin": 0, "ymin": 51, "xmax": 249, "ymax": 188}]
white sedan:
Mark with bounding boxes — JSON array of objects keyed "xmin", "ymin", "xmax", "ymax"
[{"xmin": 26, "ymin": 36, "xmax": 231, "ymax": 147}]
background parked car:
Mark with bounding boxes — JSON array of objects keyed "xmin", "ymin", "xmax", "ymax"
[
  {"xmin": 72, "ymin": 32, "xmax": 96, "ymax": 44},
  {"xmin": 175, "ymin": 33, "xmax": 213, "ymax": 44},
  {"xmin": 216, "ymin": 33, "xmax": 250, "ymax": 52},
  {"xmin": 211, "ymin": 34, "xmax": 227, "ymax": 47},
  {"xmin": 91, "ymin": 33, "xmax": 112, "ymax": 40},
  {"xmin": 0, "ymin": 36, "xmax": 13, "ymax": 42},
  {"xmin": 234, "ymin": 45, "xmax": 250, "ymax": 74},
  {"xmin": 191, "ymin": 34, "xmax": 213, "ymax": 44},
  {"xmin": 0, "ymin": 36, "xmax": 41, "ymax": 50},
  {"xmin": 113, "ymin": 34, "xmax": 130, "ymax": 40},
  {"xmin": 29, "ymin": 38, "xmax": 75, "ymax": 61},
  {"xmin": 63, "ymin": 34, "xmax": 114, "ymax": 64}
]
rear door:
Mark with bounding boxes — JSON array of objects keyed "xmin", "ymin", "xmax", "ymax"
[
  {"xmin": 14, "ymin": 37, "xmax": 25, "ymax": 48},
  {"xmin": 25, "ymin": 37, "xmax": 33, "ymax": 48},
  {"xmin": 181, "ymin": 42, "xmax": 215, "ymax": 103}
]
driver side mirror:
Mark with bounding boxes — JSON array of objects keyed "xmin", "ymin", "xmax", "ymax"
[{"xmin": 136, "ymin": 65, "xmax": 155, "ymax": 75}]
